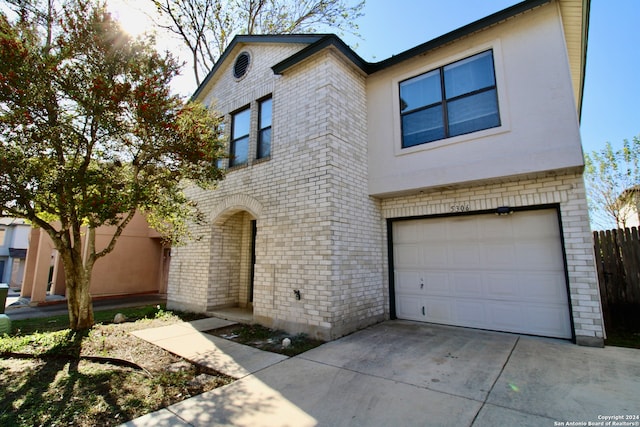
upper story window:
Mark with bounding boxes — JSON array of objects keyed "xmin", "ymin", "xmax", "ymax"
[
  {"xmin": 399, "ymin": 50, "xmax": 500, "ymax": 148},
  {"xmin": 257, "ymin": 97, "xmax": 272, "ymax": 159},
  {"xmin": 230, "ymin": 107, "xmax": 250, "ymax": 167}
]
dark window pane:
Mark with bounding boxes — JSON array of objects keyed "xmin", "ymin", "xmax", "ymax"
[
  {"xmin": 258, "ymin": 128, "xmax": 271, "ymax": 159},
  {"xmin": 400, "ymin": 69, "xmax": 441, "ymax": 112},
  {"xmin": 447, "ymin": 89, "xmax": 500, "ymax": 137},
  {"xmin": 230, "ymin": 136, "xmax": 249, "ymax": 167},
  {"xmin": 259, "ymin": 98, "xmax": 272, "ymax": 128},
  {"xmin": 444, "ymin": 50, "xmax": 495, "ymax": 98},
  {"xmin": 232, "ymin": 108, "xmax": 250, "ymax": 138},
  {"xmin": 402, "ymin": 106, "xmax": 445, "ymax": 147}
]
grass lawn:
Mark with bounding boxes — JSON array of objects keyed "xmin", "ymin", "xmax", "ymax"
[
  {"xmin": 0, "ymin": 305, "xmax": 233, "ymax": 427},
  {"xmin": 604, "ymin": 329, "xmax": 640, "ymax": 349}
]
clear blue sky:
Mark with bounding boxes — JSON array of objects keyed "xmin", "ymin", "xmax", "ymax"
[{"xmin": 338, "ymin": 0, "xmax": 639, "ymax": 155}]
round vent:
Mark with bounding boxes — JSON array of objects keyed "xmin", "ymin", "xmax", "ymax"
[{"xmin": 233, "ymin": 52, "xmax": 251, "ymax": 79}]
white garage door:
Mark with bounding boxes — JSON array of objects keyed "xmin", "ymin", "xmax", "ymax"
[{"xmin": 393, "ymin": 209, "xmax": 572, "ymax": 339}]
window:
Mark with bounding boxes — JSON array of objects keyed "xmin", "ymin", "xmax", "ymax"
[
  {"xmin": 399, "ymin": 50, "xmax": 500, "ymax": 148},
  {"xmin": 230, "ymin": 107, "xmax": 250, "ymax": 167},
  {"xmin": 257, "ymin": 97, "xmax": 272, "ymax": 159}
]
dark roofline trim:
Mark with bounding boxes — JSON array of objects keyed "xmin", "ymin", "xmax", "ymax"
[
  {"xmin": 368, "ymin": 0, "xmax": 551, "ymax": 73},
  {"xmin": 578, "ymin": 0, "xmax": 590, "ymax": 120},
  {"xmin": 272, "ymin": 34, "xmax": 369, "ymax": 75},
  {"xmin": 194, "ymin": 0, "xmax": 584, "ymax": 106},
  {"xmin": 270, "ymin": 0, "xmax": 551, "ymax": 76},
  {"xmin": 191, "ymin": 34, "xmax": 329, "ymax": 101}
]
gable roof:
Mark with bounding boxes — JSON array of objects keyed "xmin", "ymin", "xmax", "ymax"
[
  {"xmin": 192, "ymin": 34, "xmax": 328, "ymax": 100},
  {"xmin": 193, "ymin": 0, "xmax": 589, "ymax": 116}
]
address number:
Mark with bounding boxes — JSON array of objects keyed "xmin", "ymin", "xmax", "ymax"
[{"xmin": 451, "ymin": 204, "xmax": 470, "ymax": 213}]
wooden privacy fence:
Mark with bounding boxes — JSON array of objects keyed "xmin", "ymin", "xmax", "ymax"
[{"xmin": 593, "ymin": 227, "xmax": 640, "ymax": 331}]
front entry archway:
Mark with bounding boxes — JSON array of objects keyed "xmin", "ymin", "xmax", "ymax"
[{"xmin": 208, "ymin": 209, "xmax": 257, "ymax": 311}]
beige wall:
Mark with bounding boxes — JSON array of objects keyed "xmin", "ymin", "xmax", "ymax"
[
  {"xmin": 90, "ymin": 213, "xmax": 165, "ymax": 296},
  {"xmin": 367, "ymin": 2, "xmax": 585, "ymax": 197},
  {"xmin": 21, "ymin": 213, "xmax": 166, "ymax": 303}
]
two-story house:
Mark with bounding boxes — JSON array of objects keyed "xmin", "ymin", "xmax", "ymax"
[
  {"xmin": 167, "ymin": 0, "xmax": 605, "ymax": 346},
  {"xmin": 0, "ymin": 217, "xmax": 30, "ymax": 288}
]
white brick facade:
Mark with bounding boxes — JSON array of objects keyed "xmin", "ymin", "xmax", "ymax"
[
  {"xmin": 168, "ymin": 44, "xmax": 386, "ymax": 340},
  {"xmin": 168, "ymin": 1, "xmax": 604, "ymax": 345},
  {"xmin": 379, "ymin": 174, "xmax": 604, "ymax": 344}
]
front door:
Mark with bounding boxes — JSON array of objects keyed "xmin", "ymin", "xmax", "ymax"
[{"xmin": 249, "ymin": 220, "xmax": 257, "ymax": 303}]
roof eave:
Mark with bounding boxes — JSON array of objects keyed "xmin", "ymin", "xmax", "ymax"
[{"xmin": 368, "ymin": 0, "xmax": 552, "ymax": 73}]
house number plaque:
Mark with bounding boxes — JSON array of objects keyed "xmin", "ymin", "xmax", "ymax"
[{"xmin": 450, "ymin": 204, "xmax": 470, "ymax": 213}]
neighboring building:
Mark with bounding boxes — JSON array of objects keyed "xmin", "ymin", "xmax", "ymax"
[
  {"xmin": 168, "ymin": 0, "xmax": 605, "ymax": 346},
  {"xmin": 0, "ymin": 217, "xmax": 30, "ymax": 288},
  {"xmin": 616, "ymin": 186, "xmax": 640, "ymax": 228},
  {"xmin": 20, "ymin": 213, "xmax": 170, "ymax": 303}
]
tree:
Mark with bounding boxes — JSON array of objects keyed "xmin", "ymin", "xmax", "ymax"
[
  {"xmin": 584, "ymin": 136, "xmax": 640, "ymax": 229},
  {"xmin": 150, "ymin": 0, "xmax": 366, "ymax": 85},
  {"xmin": 0, "ymin": 0, "xmax": 226, "ymax": 330}
]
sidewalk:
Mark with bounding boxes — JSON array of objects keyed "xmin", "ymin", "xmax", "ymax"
[{"xmin": 3, "ymin": 291, "xmax": 167, "ymax": 320}]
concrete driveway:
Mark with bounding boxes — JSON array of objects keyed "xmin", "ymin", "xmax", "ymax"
[{"xmin": 126, "ymin": 321, "xmax": 640, "ymax": 426}]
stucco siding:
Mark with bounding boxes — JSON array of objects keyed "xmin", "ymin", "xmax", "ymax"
[{"xmin": 367, "ymin": 2, "xmax": 584, "ymax": 196}]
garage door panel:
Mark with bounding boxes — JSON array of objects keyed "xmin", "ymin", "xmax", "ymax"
[
  {"xmin": 455, "ymin": 300, "xmax": 490, "ymax": 326},
  {"xmin": 516, "ymin": 242, "xmax": 563, "ymax": 268},
  {"xmin": 396, "ymin": 295, "xmax": 424, "ymax": 321},
  {"xmin": 394, "ymin": 245, "xmax": 421, "ymax": 268},
  {"xmin": 484, "ymin": 273, "xmax": 523, "ymax": 299},
  {"xmin": 448, "ymin": 218, "xmax": 480, "ymax": 240},
  {"xmin": 424, "ymin": 272, "xmax": 451, "ymax": 294},
  {"xmin": 421, "ymin": 246, "xmax": 448, "ymax": 267},
  {"xmin": 480, "ymin": 216, "xmax": 513, "ymax": 238},
  {"xmin": 395, "ymin": 222, "xmax": 422, "ymax": 243},
  {"xmin": 513, "ymin": 213, "xmax": 558, "ymax": 238},
  {"xmin": 523, "ymin": 274, "xmax": 569, "ymax": 301},
  {"xmin": 395, "ymin": 271, "xmax": 422, "ymax": 294},
  {"xmin": 451, "ymin": 245, "xmax": 482, "ymax": 267},
  {"xmin": 419, "ymin": 221, "xmax": 447, "ymax": 241},
  {"xmin": 523, "ymin": 305, "xmax": 572, "ymax": 337},
  {"xmin": 452, "ymin": 272, "xmax": 484, "ymax": 297},
  {"xmin": 393, "ymin": 209, "xmax": 572, "ymax": 339},
  {"xmin": 482, "ymin": 243, "xmax": 517, "ymax": 266},
  {"xmin": 424, "ymin": 298, "xmax": 454, "ymax": 323}
]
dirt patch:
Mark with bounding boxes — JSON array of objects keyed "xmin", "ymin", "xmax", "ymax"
[
  {"xmin": 205, "ymin": 324, "xmax": 324, "ymax": 357},
  {"xmin": 1, "ymin": 310, "xmax": 234, "ymax": 427}
]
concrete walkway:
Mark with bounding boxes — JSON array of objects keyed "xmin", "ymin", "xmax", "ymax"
[
  {"xmin": 131, "ymin": 318, "xmax": 288, "ymax": 379},
  {"xmin": 3, "ymin": 292, "xmax": 167, "ymax": 320},
  {"xmin": 123, "ymin": 320, "xmax": 640, "ymax": 427}
]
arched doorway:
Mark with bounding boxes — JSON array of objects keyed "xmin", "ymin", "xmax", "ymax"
[{"xmin": 208, "ymin": 210, "xmax": 257, "ymax": 311}]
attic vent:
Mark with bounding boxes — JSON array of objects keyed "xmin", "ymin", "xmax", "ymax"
[{"xmin": 233, "ymin": 52, "xmax": 251, "ymax": 79}]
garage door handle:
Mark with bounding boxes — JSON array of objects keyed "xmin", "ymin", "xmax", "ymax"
[{"xmin": 422, "ymin": 306, "xmax": 425, "ymax": 316}]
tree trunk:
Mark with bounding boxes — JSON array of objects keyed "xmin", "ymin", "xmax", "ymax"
[
  {"xmin": 66, "ymin": 269, "xmax": 94, "ymax": 330},
  {"xmin": 64, "ymin": 257, "xmax": 95, "ymax": 330},
  {"xmin": 56, "ymin": 228, "xmax": 96, "ymax": 331}
]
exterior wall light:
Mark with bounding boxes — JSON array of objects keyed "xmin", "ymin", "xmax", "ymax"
[{"xmin": 496, "ymin": 206, "xmax": 513, "ymax": 216}]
